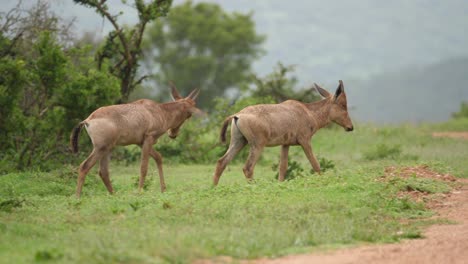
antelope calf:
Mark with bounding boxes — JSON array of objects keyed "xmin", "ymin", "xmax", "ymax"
[
  {"xmin": 70, "ymin": 83, "xmax": 201, "ymax": 198},
  {"xmin": 213, "ymin": 80, "xmax": 353, "ymax": 185}
]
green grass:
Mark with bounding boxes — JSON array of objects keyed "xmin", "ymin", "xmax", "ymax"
[{"xmin": 0, "ymin": 121, "xmax": 467, "ymax": 263}]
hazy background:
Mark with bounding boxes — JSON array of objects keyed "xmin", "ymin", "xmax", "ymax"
[{"xmin": 2, "ymin": 0, "xmax": 467, "ymax": 123}]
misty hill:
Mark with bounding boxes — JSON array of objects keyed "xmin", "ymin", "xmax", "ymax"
[
  {"xmin": 349, "ymin": 57, "xmax": 468, "ymax": 123},
  {"xmin": 3, "ymin": 0, "xmax": 467, "ymax": 123},
  {"xmin": 197, "ymin": 0, "xmax": 468, "ymax": 123},
  {"xmin": 165, "ymin": 1, "xmax": 468, "ymax": 123},
  {"xmin": 213, "ymin": 0, "xmax": 468, "ymax": 80}
]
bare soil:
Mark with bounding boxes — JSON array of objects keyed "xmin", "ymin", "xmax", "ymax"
[
  {"xmin": 254, "ymin": 167, "xmax": 468, "ymax": 264},
  {"xmin": 432, "ymin": 131, "xmax": 468, "ymax": 140}
]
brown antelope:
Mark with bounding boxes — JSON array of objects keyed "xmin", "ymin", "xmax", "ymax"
[
  {"xmin": 213, "ymin": 80, "xmax": 353, "ymax": 185},
  {"xmin": 70, "ymin": 83, "xmax": 201, "ymax": 198}
]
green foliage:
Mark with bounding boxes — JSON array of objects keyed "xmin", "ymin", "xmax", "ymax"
[
  {"xmin": 272, "ymin": 157, "xmax": 335, "ymax": 180},
  {"xmin": 133, "ymin": 174, "xmax": 152, "ymax": 191},
  {"xmin": 0, "ymin": 29, "xmax": 120, "ymax": 173},
  {"xmin": 0, "ymin": 58, "xmax": 26, "ymax": 147},
  {"xmin": 142, "ymin": 1, "xmax": 265, "ymax": 108},
  {"xmin": 248, "ymin": 62, "xmax": 320, "ymax": 103},
  {"xmin": 452, "ymin": 101, "xmax": 468, "ymax": 119},
  {"xmin": 363, "ymin": 143, "xmax": 402, "ymax": 160},
  {"xmin": 313, "ymin": 157, "xmax": 336, "ymax": 173},
  {"xmin": 35, "ymin": 249, "xmax": 63, "ymax": 262},
  {"xmin": 271, "ymin": 160, "xmax": 306, "ymax": 180},
  {"xmin": 74, "ymin": 0, "xmax": 173, "ymax": 101},
  {"xmin": 428, "ymin": 117, "xmax": 468, "ymax": 132},
  {"xmin": 0, "ymin": 198, "xmax": 24, "ymax": 213}
]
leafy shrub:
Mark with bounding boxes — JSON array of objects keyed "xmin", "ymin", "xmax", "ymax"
[
  {"xmin": 272, "ymin": 160, "xmax": 306, "ymax": 180},
  {"xmin": 0, "ymin": 32, "xmax": 120, "ymax": 173},
  {"xmin": 363, "ymin": 143, "xmax": 402, "ymax": 160},
  {"xmin": 272, "ymin": 156, "xmax": 335, "ymax": 180},
  {"xmin": 132, "ymin": 175, "xmax": 152, "ymax": 191},
  {"xmin": 311, "ymin": 157, "xmax": 336, "ymax": 174},
  {"xmin": 35, "ymin": 249, "xmax": 63, "ymax": 262},
  {"xmin": 452, "ymin": 102, "xmax": 468, "ymax": 119},
  {"xmin": 0, "ymin": 198, "xmax": 24, "ymax": 213}
]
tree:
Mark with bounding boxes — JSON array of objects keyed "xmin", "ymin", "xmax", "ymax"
[
  {"xmin": 142, "ymin": 1, "xmax": 265, "ymax": 108},
  {"xmin": 0, "ymin": 1, "xmax": 120, "ymax": 172},
  {"xmin": 452, "ymin": 102, "xmax": 468, "ymax": 119},
  {"xmin": 247, "ymin": 62, "xmax": 320, "ymax": 103},
  {"xmin": 73, "ymin": 0, "xmax": 173, "ymax": 102}
]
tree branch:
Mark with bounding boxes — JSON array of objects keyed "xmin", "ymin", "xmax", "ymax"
[{"xmin": 133, "ymin": 74, "xmax": 151, "ymax": 87}]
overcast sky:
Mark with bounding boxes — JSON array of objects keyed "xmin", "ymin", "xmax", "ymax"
[{"xmin": 2, "ymin": 0, "xmax": 467, "ymax": 87}]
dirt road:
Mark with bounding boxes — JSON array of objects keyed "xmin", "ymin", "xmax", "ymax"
[{"xmin": 256, "ymin": 178, "xmax": 468, "ymax": 264}]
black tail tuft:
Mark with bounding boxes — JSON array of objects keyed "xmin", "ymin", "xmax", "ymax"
[
  {"xmin": 70, "ymin": 122, "xmax": 85, "ymax": 153},
  {"xmin": 220, "ymin": 116, "xmax": 234, "ymax": 144}
]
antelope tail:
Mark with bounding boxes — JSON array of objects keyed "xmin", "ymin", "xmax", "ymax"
[
  {"xmin": 70, "ymin": 122, "xmax": 86, "ymax": 153},
  {"xmin": 220, "ymin": 116, "xmax": 234, "ymax": 144}
]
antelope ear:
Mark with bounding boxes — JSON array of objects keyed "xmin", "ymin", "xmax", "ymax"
[
  {"xmin": 334, "ymin": 80, "xmax": 344, "ymax": 100},
  {"xmin": 169, "ymin": 81, "xmax": 182, "ymax": 101},
  {"xmin": 314, "ymin": 83, "xmax": 331, "ymax": 98},
  {"xmin": 186, "ymin": 88, "xmax": 200, "ymax": 101}
]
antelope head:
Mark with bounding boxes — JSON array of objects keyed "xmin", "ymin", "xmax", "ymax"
[
  {"xmin": 167, "ymin": 82, "xmax": 203, "ymax": 139},
  {"xmin": 314, "ymin": 80, "xmax": 354, "ymax": 132}
]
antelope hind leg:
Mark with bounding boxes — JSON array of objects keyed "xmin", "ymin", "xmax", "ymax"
[
  {"xmin": 149, "ymin": 148, "xmax": 166, "ymax": 192},
  {"xmin": 213, "ymin": 125, "xmax": 247, "ymax": 186},
  {"xmin": 76, "ymin": 148, "xmax": 104, "ymax": 198},
  {"xmin": 99, "ymin": 152, "xmax": 114, "ymax": 194},
  {"xmin": 242, "ymin": 144, "xmax": 264, "ymax": 182}
]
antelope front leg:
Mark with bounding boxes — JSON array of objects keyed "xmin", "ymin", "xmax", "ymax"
[
  {"xmin": 300, "ymin": 142, "xmax": 321, "ymax": 174},
  {"xmin": 278, "ymin": 145, "xmax": 289, "ymax": 181},
  {"xmin": 139, "ymin": 137, "xmax": 154, "ymax": 192},
  {"xmin": 149, "ymin": 148, "xmax": 166, "ymax": 192}
]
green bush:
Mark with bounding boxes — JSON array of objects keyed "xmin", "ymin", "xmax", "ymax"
[
  {"xmin": 271, "ymin": 160, "xmax": 306, "ymax": 180},
  {"xmin": 35, "ymin": 249, "xmax": 63, "ymax": 262},
  {"xmin": 0, "ymin": 32, "xmax": 120, "ymax": 173},
  {"xmin": 311, "ymin": 157, "xmax": 336, "ymax": 174},
  {"xmin": 272, "ymin": 156, "xmax": 335, "ymax": 180},
  {"xmin": 0, "ymin": 198, "xmax": 24, "ymax": 213},
  {"xmin": 452, "ymin": 102, "xmax": 468, "ymax": 119}
]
